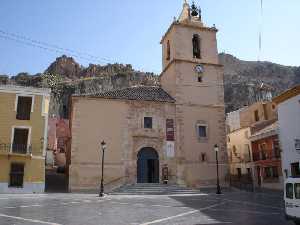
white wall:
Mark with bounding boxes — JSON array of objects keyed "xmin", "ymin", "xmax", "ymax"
[
  {"xmin": 278, "ymin": 94, "xmax": 300, "ymax": 178},
  {"xmin": 226, "ymin": 109, "xmax": 243, "ymax": 132},
  {"xmin": 227, "ymin": 127, "xmax": 252, "ymax": 174}
]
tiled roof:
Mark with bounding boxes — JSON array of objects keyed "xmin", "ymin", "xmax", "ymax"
[
  {"xmin": 76, "ymin": 86, "xmax": 175, "ymax": 103},
  {"xmin": 273, "ymin": 85, "xmax": 300, "ymax": 104}
]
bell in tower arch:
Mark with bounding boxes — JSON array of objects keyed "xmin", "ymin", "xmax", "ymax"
[{"xmin": 190, "ymin": 1, "xmax": 199, "ymax": 17}]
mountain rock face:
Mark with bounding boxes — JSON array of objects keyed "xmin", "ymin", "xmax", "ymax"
[
  {"xmin": 45, "ymin": 55, "xmax": 139, "ymax": 80},
  {"xmin": 44, "ymin": 56, "xmax": 159, "ymax": 116},
  {"xmin": 219, "ymin": 53, "xmax": 300, "ymax": 112},
  {"xmin": 1, "ymin": 54, "xmax": 299, "ymax": 115},
  {"xmin": 45, "ymin": 55, "xmax": 82, "ymax": 80}
]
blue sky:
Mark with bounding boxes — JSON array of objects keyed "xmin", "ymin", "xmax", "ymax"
[{"xmin": 0, "ymin": 0, "xmax": 299, "ymax": 76}]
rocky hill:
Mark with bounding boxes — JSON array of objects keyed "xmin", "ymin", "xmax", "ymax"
[
  {"xmin": 1, "ymin": 54, "xmax": 299, "ymax": 115},
  {"xmin": 219, "ymin": 53, "xmax": 300, "ymax": 112}
]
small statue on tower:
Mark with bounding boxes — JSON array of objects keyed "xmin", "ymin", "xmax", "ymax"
[{"xmin": 198, "ymin": 6, "xmax": 202, "ymax": 21}]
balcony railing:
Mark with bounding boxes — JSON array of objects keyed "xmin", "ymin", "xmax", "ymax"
[
  {"xmin": 253, "ymin": 149, "xmax": 281, "ymax": 162},
  {"xmin": 0, "ymin": 143, "xmax": 43, "ymax": 156}
]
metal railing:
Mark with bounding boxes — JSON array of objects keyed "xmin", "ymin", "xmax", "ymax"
[
  {"xmin": 0, "ymin": 143, "xmax": 43, "ymax": 156},
  {"xmin": 253, "ymin": 149, "xmax": 281, "ymax": 161}
]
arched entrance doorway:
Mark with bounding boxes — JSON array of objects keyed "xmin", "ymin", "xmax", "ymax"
[{"xmin": 137, "ymin": 147, "xmax": 159, "ymax": 183}]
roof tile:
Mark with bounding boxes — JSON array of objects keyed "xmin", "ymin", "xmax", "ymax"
[{"xmin": 75, "ymin": 86, "xmax": 175, "ymax": 103}]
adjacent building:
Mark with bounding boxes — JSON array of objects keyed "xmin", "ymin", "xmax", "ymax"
[
  {"xmin": 69, "ymin": 2, "xmax": 228, "ymax": 192},
  {"xmin": 226, "ymin": 100, "xmax": 283, "ymax": 190},
  {"xmin": 47, "ymin": 117, "xmax": 71, "ymax": 168},
  {"xmin": 273, "ymin": 85, "xmax": 300, "ymax": 179},
  {"xmin": 249, "ymin": 120, "xmax": 282, "ymax": 190},
  {"xmin": 227, "ymin": 127, "xmax": 252, "ymax": 178},
  {"xmin": 0, "ymin": 85, "xmax": 50, "ymax": 193}
]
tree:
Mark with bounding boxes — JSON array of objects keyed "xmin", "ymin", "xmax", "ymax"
[{"xmin": 41, "ymin": 73, "xmax": 64, "ymax": 97}]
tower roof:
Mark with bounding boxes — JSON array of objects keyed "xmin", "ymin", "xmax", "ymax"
[
  {"xmin": 178, "ymin": 0, "xmax": 191, "ymax": 23},
  {"xmin": 178, "ymin": 1, "xmax": 203, "ymax": 26},
  {"xmin": 160, "ymin": 1, "xmax": 217, "ymax": 44}
]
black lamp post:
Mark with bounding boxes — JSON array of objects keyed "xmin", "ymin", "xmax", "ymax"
[
  {"xmin": 99, "ymin": 140, "xmax": 107, "ymax": 197},
  {"xmin": 214, "ymin": 144, "xmax": 222, "ymax": 195}
]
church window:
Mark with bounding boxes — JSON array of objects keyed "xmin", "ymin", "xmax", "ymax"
[
  {"xmin": 166, "ymin": 40, "xmax": 170, "ymax": 60},
  {"xmin": 192, "ymin": 34, "xmax": 201, "ymax": 59},
  {"xmin": 200, "ymin": 153, "xmax": 207, "ymax": 162},
  {"xmin": 197, "ymin": 125, "xmax": 207, "ymax": 138},
  {"xmin": 144, "ymin": 117, "xmax": 153, "ymax": 129}
]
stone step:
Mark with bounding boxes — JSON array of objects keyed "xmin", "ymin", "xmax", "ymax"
[
  {"xmin": 115, "ymin": 189, "xmax": 197, "ymax": 192},
  {"xmin": 115, "ymin": 189, "xmax": 198, "ymax": 192},
  {"xmin": 111, "ymin": 189, "xmax": 199, "ymax": 192},
  {"xmin": 110, "ymin": 183, "xmax": 200, "ymax": 195},
  {"xmin": 116, "ymin": 187, "xmax": 192, "ymax": 190}
]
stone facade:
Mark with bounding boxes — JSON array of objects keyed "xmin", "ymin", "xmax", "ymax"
[
  {"xmin": 69, "ymin": 97, "xmax": 177, "ymax": 191},
  {"xmin": 160, "ymin": 2, "xmax": 227, "ymax": 187},
  {"xmin": 69, "ymin": 1, "xmax": 228, "ymax": 191}
]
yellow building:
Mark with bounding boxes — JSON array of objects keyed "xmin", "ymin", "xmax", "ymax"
[{"xmin": 0, "ymin": 85, "xmax": 50, "ymax": 193}]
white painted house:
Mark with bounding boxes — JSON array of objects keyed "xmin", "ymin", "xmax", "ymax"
[{"xmin": 273, "ymin": 85, "xmax": 300, "ymax": 179}]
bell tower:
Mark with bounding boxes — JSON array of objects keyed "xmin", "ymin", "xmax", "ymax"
[
  {"xmin": 160, "ymin": 1, "xmax": 227, "ymax": 187},
  {"xmin": 161, "ymin": 1, "xmax": 221, "ymax": 103}
]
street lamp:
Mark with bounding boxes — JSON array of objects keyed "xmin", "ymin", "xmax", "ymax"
[
  {"xmin": 99, "ymin": 140, "xmax": 107, "ymax": 197},
  {"xmin": 214, "ymin": 144, "xmax": 222, "ymax": 195}
]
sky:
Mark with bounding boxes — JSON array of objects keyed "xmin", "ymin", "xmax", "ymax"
[{"xmin": 0, "ymin": 0, "xmax": 299, "ymax": 76}]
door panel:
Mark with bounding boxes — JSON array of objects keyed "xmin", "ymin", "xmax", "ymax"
[
  {"xmin": 154, "ymin": 159, "xmax": 159, "ymax": 183},
  {"xmin": 137, "ymin": 148, "xmax": 159, "ymax": 183}
]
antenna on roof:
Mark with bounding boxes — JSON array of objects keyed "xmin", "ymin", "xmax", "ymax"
[{"xmin": 258, "ymin": 0, "xmax": 263, "ymax": 61}]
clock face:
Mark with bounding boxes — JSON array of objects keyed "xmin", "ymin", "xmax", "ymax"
[{"xmin": 195, "ymin": 64, "xmax": 204, "ymax": 74}]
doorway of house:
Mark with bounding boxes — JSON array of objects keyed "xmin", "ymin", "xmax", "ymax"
[{"xmin": 137, "ymin": 147, "xmax": 159, "ymax": 183}]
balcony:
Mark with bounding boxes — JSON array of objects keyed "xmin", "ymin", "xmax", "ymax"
[
  {"xmin": 252, "ymin": 149, "xmax": 281, "ymax": 162},
  {"xmin": 0, "ymin": 143, "xmax": 43, "ymax": 156}
]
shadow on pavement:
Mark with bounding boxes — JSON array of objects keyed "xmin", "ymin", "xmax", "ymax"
[
  {"xmin": 45, "ymin": 168, "xmax": 68, "ymax": 193},
  {"xmin": 168, "ymin": 188, "xmax": 289, "ymax": 225}
]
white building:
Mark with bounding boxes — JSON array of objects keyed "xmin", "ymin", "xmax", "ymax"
[
  {"xmin": 273, "ymin": 85, "xmax": 300, "ymax": 179},
  {"xmin": 226, "ymin": 108, "xmax": 244, "ymax": 133},
  {"xmin": 227, "ymin": 127, "xmax": 252, "ymax": 176}
]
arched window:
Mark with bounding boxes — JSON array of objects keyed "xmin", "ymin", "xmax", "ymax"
[
  {"xmin": 166, "ymin": 40, "xmax": 170, "ymax": 60},
  {"xmin": 192, "ymin": 34, "xmax": 201, "ymax": 59}
]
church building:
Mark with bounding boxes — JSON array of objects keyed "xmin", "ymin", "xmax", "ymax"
[{"xmin": 68, "ymin": 1, "xmax": 228, "ymax": 191}]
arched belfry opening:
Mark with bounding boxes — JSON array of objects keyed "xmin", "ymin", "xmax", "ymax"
[
  {"xmin": 192, "ymin": 34, "xmax": 201, "ymax": 59},
  {"xmin": 137, "ymin": 147, "xmax": 159, "ymax": 183},
  {"xmin": 166, "ymin": 40, "xmax": 171, "ymax": 60}
]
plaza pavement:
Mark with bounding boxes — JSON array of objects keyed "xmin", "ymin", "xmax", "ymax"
[{"xmin": 0, "ymin": 189, "xmax": 294, "ymax": 225}]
